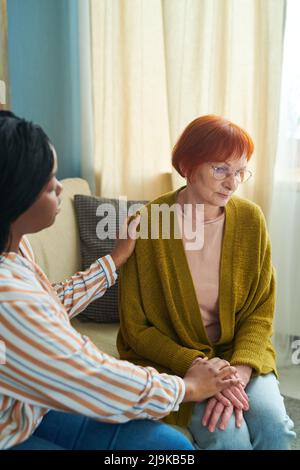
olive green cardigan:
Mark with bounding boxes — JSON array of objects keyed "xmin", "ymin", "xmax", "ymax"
[{"xmin": 117, "ymin": 188, "xmax": 276, "ymax": 426}]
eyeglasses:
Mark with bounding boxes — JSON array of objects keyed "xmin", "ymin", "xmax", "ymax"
[{"xmin": 210, "ymin": 165, "xmax": 252, "ymax": 184}]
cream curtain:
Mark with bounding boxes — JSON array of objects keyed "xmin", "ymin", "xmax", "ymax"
[
  {"xmin": 269, "ymin": 0, "xmax": 300, "ymax": 387},
  {"xmin": 0, "ymin": 0, "xmax": 8, "ymax": 107},
  {"xmin": 89, "ymin": 0, "xmax": 285, "ymax": 212},
  {"xmin": 90, "ymin": 0, "xmax": 172, "ymax": 199}
]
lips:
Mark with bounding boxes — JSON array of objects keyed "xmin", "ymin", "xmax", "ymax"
[{"xmin": 217, "ymin": 193, "xmax": 231, "ymax": 198}]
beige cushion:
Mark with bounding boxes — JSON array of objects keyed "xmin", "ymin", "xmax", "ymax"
[{"xmin": 27, "ymin": 178, "xmax": 91, "ymax": 282}]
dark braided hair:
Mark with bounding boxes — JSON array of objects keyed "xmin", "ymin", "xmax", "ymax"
[{"xmin": 0, "ymin": 111, "xmax": 54, "ymax": 253}]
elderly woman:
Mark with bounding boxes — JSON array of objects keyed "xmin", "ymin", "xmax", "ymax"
[{"xmin": 117, "ymin": 115, "xmax": 296, "ymax": 450}]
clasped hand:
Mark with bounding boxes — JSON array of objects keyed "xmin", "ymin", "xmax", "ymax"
[
  {"xmin": 201, "ymin": 365, "xmax": 252, "ymax": 432},
  {"xmin": 182, "ymin": 357, "xmax": 242, "ymax": 403}
]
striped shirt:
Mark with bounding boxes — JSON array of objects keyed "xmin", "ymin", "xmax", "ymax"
[{"xmin": 0, "ymin": 238, "xmax": 185, "ymax": 449}]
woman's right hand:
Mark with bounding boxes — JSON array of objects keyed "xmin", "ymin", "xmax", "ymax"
[
  {"xmin": 182, "ymin": 357, "xmax": 241, "ymax": 403},
  {"xmin": 111, "ymin": 215, "xmax": 141, "ymax": 269}
]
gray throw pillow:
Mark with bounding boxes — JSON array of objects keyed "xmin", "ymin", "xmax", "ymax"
[{"xmin": 74, "ymin": 194, "xmax": 147, "ymax": 322}]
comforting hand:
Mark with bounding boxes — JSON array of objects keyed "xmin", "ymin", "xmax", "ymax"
[
  {"xmin": 111, "ymin": 215, "xmax": 141, "ymax": 269},
  {"xmin": 183, "ymin": 357, "xmax": 241, "ymax": 403}
]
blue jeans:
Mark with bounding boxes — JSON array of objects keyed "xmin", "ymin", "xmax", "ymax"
[
  {"xmin": 188, "ymin": 373, "xmax": 296, "ymax": 450},
  {"xmin": 10, "ymin": 411, "xmax": 194, "ymax": 450}
]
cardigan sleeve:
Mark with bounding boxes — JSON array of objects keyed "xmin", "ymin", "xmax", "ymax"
[
  {"xmin": 230, "ymin": 210, "xmax": 276, "ymax": 374},
  {"xmin": 118, "ymin": 251, "xmax": 205, "ymax": 378}
]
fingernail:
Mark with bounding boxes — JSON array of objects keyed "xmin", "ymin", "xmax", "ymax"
[{"xmin": 219, "ymin": 425, "xmax": 225, "ymax": 431}]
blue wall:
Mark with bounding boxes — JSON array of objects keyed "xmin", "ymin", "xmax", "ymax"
[{"xmin": 7, "ymin": 0, "xmax": 81, "ymax": 179}]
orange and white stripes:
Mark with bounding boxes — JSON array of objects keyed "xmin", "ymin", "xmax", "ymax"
[{"xmin": 0, "ymin": 239, "xmax": 184, "ymax": 449}]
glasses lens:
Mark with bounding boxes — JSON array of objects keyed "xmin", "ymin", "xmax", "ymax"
[
  {"xmin": 243, "ymin": 170, "xmax": 252, "ymax": 182},
  {"xmin": 213, "ymin": 167, "xmax": 227, "ymax": 180},
  {"xmin": 238, "ymin": 170, "xmax": 252, "ymax": 183},
  {"xmin": 212, "ymin": 166, "xmax": 252, "ymax": 182}
]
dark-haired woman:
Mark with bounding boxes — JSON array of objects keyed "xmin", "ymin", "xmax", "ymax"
[
  {"xmin": 118, "ymin": 115, "xmax": 296, "ymax": 450},
  {"xmin": 0, "ymin": 111, "xmax": 240, "ymax": 450}
]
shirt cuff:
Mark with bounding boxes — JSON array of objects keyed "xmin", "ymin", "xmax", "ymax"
[
  {"xmin": 97, "ymin": 255, "xmax": 118, "ymax": 288},
  {"xmin": 172, "ymin": 376, "xmax": 186, "ymax": 411}
]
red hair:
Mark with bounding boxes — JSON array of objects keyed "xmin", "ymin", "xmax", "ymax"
[{"xmin": 172, "ymin": 115, "xmax": 254, "ymax": 178}]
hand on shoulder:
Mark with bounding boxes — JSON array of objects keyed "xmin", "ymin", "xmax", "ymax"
[{"xmin": 111, "ymin": 215, "xmax": 141, "ymax": 269}]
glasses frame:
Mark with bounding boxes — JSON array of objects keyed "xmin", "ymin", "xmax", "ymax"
[{"xmin": 210, "ymin": 165, "xmax": 253, "ymax": 184}]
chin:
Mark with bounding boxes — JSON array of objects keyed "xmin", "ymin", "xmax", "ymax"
[
  {"xmin": 219, "ymin": 200, "xmax": 229, "ymax": 207},
  {"xmin": 33, "ymin": 216, "xmax": 57, "ymax": 233},
  {"xmin": 216, "ymin": 193, "xmax": 231, "ymax": 204},
  {"xmin": 49, "ymin": 214, "xmax": 58, "ymax": 226}
]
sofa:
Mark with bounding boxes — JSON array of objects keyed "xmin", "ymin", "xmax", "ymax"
[{"xmin": 27, "ymin": 177, "xmax": 192, "ymax": 442}]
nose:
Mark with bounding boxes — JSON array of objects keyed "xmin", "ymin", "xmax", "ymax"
[
  {"xmin": 56, "ymin": 180, "xmax": 63, "ymax": 197},
  {"xmin": 223, "ymin": 174, "xmax": 238, "ymax": 191}
]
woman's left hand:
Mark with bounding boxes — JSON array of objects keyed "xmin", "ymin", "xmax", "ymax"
[
  {"xmin": 202, "ymin": 398, "xmax": 244, "ymax": 432},
  {"xmin": 201, "ymin": 364, "xmax": 252, "ymax": 432},
  {"xmin": 214, "ymin": 364, "xmax": 252, "ymax": 409},
  {"xmin": 234, "ymin": 364, "xmax": 252, "ymax": 388},
  {"xmin": 215, "ymin": 383, "xmax": 249, "ymax": 410}
]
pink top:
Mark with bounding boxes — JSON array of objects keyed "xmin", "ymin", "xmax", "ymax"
[{"xmin": 178, "ymin": 207, "xmax": 225, "ymax": 343}]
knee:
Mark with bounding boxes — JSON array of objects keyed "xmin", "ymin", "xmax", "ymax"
[
  {"xmin": 213, "ymin": 426, "xmax": 252, "ymax": 450},
  {"xmin": 155, "ymin": 423, "xmax": 194, "ymax": 450},
  {"xmin": 121, "ymin": 420, "xmax": 194, "ymax": 450},
  {"xmin": 275, "ymin": 414, "xmax": 296, "ymax": 449},
  {"xmin": 249, "ymin": 406, "xmax": 296, "ymax": 450},
  {"xmin": 189, "ymin": 421, "xmax": 252, "ymax": 450}
]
